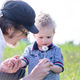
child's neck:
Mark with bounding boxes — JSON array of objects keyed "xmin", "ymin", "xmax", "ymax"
[{"xmin": 38, "ymin": 46, "xmax": 43, "ymax": 51}]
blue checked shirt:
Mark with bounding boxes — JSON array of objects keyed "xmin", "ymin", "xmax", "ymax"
[{"xmin": 22, "ymin": 42, "xmax": 64, "ymax": 80}]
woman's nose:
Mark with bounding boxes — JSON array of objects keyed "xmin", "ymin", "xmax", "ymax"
[{"xmin": 23, "ymin": 35, "xmax": 27, "ymax": 39}]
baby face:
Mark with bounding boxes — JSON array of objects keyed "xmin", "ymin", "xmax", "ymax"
[{"xmin": 35, "ymin": 25, "xmax": 55, "ymax": 48}]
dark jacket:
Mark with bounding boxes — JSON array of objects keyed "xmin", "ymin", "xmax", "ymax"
[{"xmin": 0, "ymin": 68, "xmax": 25, "ymax": 80}]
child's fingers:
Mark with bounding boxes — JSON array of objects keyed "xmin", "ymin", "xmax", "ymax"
[
  {"xmin": 18, "ymin": 59, "xmax": 21, "ymax": 66},
  {"xmin": 50, "ymin": 62, "xmax": 53, "ymax": 66},
  {"xmin": 13, "ymin": 55, "xmax": 20, "ymax": 59},
  {"xmin": 12, "ymin": 61, "xmax": 20, "ymax": 72},
  {"xmin": 8, "ymin": 60, "xmax": 15, "ymax": 69},
  {"xmin": 7, "ymin": 58, "xmax": 17, "ymax": 69},
  {"xmin": 5, "ymin": 57, "xmax": 21, "ymax": 73},
  {"xmin": 11, "ymin": 58, "xmax": 21, "ymax": 70}
]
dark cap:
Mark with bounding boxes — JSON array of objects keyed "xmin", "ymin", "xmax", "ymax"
[{"xmin": 1, "ymin": 1, "xmax": 39, "ymax": 34}]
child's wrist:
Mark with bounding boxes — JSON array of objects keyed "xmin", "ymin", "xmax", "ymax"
[{"xmin": 20, "ymin": 60, "xmax": 26, "ymax": 68}]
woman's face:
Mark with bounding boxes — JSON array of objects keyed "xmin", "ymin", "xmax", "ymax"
[
  {"xmin": 4, "ymin": 27, "xmax": 29, "ymax": 47},
  {"xmin": 35, "ymin": 26, "xmax": 55, "ymax": 48}
]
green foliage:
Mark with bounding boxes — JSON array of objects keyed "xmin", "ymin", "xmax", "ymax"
[
  {"xmin": 3, "ymin": 41, "xmax": 80, "ymax": 80},
  {"xmin": 59, "ymin": 42, "xmax": 80, "ymax": 80}
]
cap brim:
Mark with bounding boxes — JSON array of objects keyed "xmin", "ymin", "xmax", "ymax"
[{"xmin": 26, "ymin": 25, "xmax": 39, "ymax": 34}]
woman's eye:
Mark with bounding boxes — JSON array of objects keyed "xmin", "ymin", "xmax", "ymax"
[{"xmin": 39, "ymin": 37, "xmax": 43, "ymax": 39}]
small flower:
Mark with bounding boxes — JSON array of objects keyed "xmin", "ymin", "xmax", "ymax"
[{"xmin": 42, "ymin": 46, "xmax": 48, "ymax": 51}]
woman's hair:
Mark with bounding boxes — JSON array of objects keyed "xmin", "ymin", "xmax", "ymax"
[
  {"xmin": 35, "ymin": 12, "xmax": 56, "ymax": 32},
  {"xmin": 0, "ymin": 17, "xmax": 23, "ymax": 35}
]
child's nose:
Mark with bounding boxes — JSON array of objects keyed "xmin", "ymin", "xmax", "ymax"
[{"xmin": 43, "ymin": 38, "xmax": 47, "ymax": 43}]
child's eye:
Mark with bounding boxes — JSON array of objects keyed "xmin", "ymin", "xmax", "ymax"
[{"xmin": 47, "ymin": 36, "xmax": 51, "ymax": 38}]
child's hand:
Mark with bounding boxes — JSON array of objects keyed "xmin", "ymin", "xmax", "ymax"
[
  {"xmin": 9, "ymin": 56, "xmax": 21, "ymax": 73},
  {"xmin": 0, "ymin": 58, "xmax": 11, "ymax": 72},
  {"xmin": 1, "ymin": 56, "xmax": 21, "ymax": 73},
  {"xmin": 49, "ymin": 62, "xmax": 63, "ymax": 73}
]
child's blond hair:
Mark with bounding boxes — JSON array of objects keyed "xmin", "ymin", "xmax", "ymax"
[{"xmin": 35, "ymin": 12, "xmax": 56, "ymax": 32}]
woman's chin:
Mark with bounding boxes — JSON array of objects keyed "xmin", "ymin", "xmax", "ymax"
[{"xmin": 7, "ymin": 42, "xmax": 19, "ymax": 48}]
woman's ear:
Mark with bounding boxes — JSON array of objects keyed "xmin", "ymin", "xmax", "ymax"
[{"xmin": 7, "ymin": 27, "xmax": 14, "ymax": 35}]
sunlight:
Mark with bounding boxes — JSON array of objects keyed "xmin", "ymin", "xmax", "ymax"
[{"xmin": 0, "ymin": 0, "xmax": 80, "ymax": 44}]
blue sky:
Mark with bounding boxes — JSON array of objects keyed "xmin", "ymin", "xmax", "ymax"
[{"xmin": 0, "ymin": 0, "xmax": 80, "ymax": 44}]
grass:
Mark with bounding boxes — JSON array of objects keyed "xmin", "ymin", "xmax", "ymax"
[
  {"xmin": 3, "ymin": 41, "xmax": 80, "ymax": 80},
  {"xmin": 59, "ymin": 42, "xmax": 80, "ymax": 80}
]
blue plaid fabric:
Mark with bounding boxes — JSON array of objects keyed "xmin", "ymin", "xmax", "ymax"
[{"xmin": 22, "ymin": 42, "xmax": 64, "ymax": 80}]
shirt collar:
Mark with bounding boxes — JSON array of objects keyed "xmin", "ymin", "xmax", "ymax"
[
  {"xmin": 0, "ymin": 28, "xmax": 7, "ymax": 48},
  {"xmin": 32, "ymin": 41, "xmax": 54, "ymax": 51}
]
